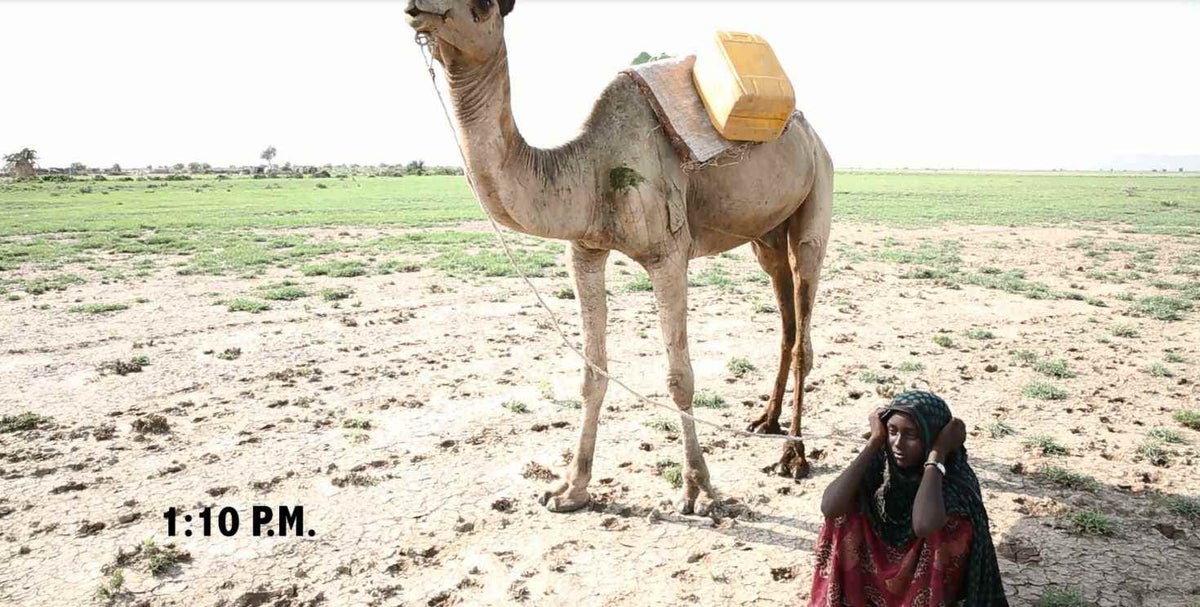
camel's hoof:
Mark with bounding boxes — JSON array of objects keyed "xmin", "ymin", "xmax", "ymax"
[
  {"xmin": 746, "ymin": 418, "xmax": 783, "ymax": 435},
  {"xmin": 540, "ymin": 488, "xmax": 591, "ymax": 513},
  {"xmin": 777, "ymin": 443, "xmax": 811, "ymax": 482}
]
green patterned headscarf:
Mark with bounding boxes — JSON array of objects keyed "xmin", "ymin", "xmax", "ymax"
[{"xmin": 861, "ymin": 391, "xmax": 1008, "ymax": 606}]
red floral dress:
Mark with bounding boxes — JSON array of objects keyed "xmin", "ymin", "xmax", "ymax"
[{"xmin": 809, "ymin": 513, "xmax": 973, "ymax": 607}]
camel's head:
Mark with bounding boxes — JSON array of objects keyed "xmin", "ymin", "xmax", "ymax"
[{"xmin": 405, "ymin": 0, "xmax": 514, "ymax": 65}]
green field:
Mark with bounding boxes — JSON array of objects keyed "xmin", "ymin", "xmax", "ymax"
[{"xmin": 0, "ymin": 172, "xmax": 1197, "ymax": 280}]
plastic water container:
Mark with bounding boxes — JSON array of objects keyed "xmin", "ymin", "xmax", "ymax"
[{"xmin": 692, "ymin": 31, "xmax": 796, "ymax": 142}]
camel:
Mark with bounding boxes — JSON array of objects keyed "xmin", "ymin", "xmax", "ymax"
[{"xmin": 406, "ymin": 0, "xmax": 833, "ymax": 515}]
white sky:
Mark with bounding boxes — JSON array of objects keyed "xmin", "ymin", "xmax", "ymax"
[{"xmin": 2, "ymin": 1, "xmax": 1197, "ymax": 170}]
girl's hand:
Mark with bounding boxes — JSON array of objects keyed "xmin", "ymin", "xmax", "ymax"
[
  {"xmin": 932, "ymin": 418, "xmax": 966, "ymax": 458},
  {"xmin": 868, "ymin": 408, "xmax": 887, "ymax": 448}
]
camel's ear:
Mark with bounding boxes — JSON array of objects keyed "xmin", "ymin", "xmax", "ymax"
[{"xmin": 499, "ymin": 0, "xmax": 514, "ymax": 17}]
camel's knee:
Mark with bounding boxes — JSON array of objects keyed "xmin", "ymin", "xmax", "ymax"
[
  {"xmin": 581, "ymin": 368, "xmax": 608, "ymax": 403},
  {"xmin": 665, "ymin": 370, "xmax": 694, "ymax": 406}
]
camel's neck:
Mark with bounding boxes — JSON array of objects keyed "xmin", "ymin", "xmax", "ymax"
[{"xmin": 442, "ymin": 41, "xmax": 596, "ymax": 241}]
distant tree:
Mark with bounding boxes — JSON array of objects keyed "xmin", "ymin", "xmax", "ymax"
[
  {"xmin": 282, "ymin": 161, "xmax": 292, "ymax": 172},
  {"xmin": 69, "ymin": 162, "xmax": 87, "ymax": 175},
  {"xmin": 3, "ymin": 148, "xmax": 38, "ymax": 180},
  {"xmin": 110, "ymin": 163, "xmax": 122, "ymax": 174},
  {"xmin": 171, "ymin": 163, "xmax": 185, "ymax": 172},
  {"xmin": 405, "ymin": 160, "xmax": 427, "ymax": 176},
  {"xmin": 187, "ymin": 162, "xmax": 212, "ymax": 174},
  {"xmin": 260, "ymin": 146, "xmax": 277, "ymax": 170}
]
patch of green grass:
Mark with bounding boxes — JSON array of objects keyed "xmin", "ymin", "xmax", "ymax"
[
  {"xmin": 1023, "ymin": 382, "xmax": 1067, "ymax": 401},
  {"xmin": 961, "ymin": 270, "xmax": 1062, "ymax": 300},
  {"xmin": 1014, "ymin": 349, "xmax": 1039, "ymax": 364},
  {"xmin": 933, "ymin": 335, "xmax": 954, "ymax": 348},
  {"xmin": 656, "ymin": 460, "xmax": 683, "ymax": 489},
  {"xmin": 693, "ymin": 390, "xmax": 727, "ymax": 409},
  {"xmin": 1111, "ymin": 324, "xmax": 1140, "ymax": 338},
  {"xmin": 1036, "ymin": 587, "xmax": 1086, "ymax": 607},
  {"xmin": 1174, "ymin": 410, "xmax": 1200, "ymax": 430},
  {"xmin": 552, "ymin": 286, "xmax": 575, "ymax": 300},
  {"xmin": 752, "ymin": 302, "xmax": 777, "ymax": 314},
  {"xmin": 226, "ymin": 298, "xmax": 270, "ymax": 313},
  {"xmin": 0, "ymin": 412, "xmax": 53, "ymax": 433},
  {"xmin": 692, "ymin": 265, "xmax": 737, "ymax": 292},
  {"xmin": 216, "ymin": 347, "xmax": 242, "ymax": 361},
  {"xmin": 1165, "ymin": 352, "xmax": 1187, "ymax": 363},
  {"xmin": 859, "ymin": 370, "xmax": 883, "ymax": 383},
  {"xmin": 502, "ymin": 400, "xmax": 529, "ymax": 414},
  {"xmin": 624, "ymin": 274, "xmax": 653, "ymax": 293},
  {"xmin": 1023, "ymin": 434, "xmax": 1068, "ymax": 455},
  {"xmin": 966, "ymin": 329, "xmax": 995, "ymax": 340},
  {"xmin": 143, "ymin": 538, "xmax": 188, "ymax": 575},
  {"xmin": 982, "ymin": 419, "xmax": 1017, "ymax": 439},
  {"xmin": 1034, "ymin": 465, "xmax": 1098, "ymax": 491},
  {"xmin": 726, "ymin": 357, "xmax": 755, "ymax": 377},
  {"xmin": 1032, "ymin": 358, "xmax": 1075, "ymax": 379},
  {"xmin": 69, "ymin": 302, "xmax": 129, "ymax": 314},
  {"xmin": 1148, "ymin": 428, "xmax": 1186, "ymax": 444},
  {"xmin": 320, "ymin": 287, "xmax": 354, "ymax": 301},
  {"xmin": 1146, "ymin": 362, "xmax": 1173, "ymax": 378},
  {"xmin": 377, "ymin": 260, "xmax": 422, "ymax": 274},
  {"xmin": 1164, "ymin": 495, "xmax": 1200, "ymax": 520},
  {"xmin": 898, "ymin": 361, "xmax": 924, "ymax": 373},
  {"xmin": 645, "ymin": 418, "xmax": 680, "ymax": 433},
  {"xmin": 342, "ymin": 417, "xmax": 372, "ymax": 430},
  {"xmin": 432, "ymin": 249, "xmax": 557, "ymax": 278},
  {"xmin": 1131, "ymin": 295, "xmax": 1192, "ymax": 321},
  {"xmin": 1137, "ymin": 440, "xmax": 1173, "ymax": 466},
  {"xmin": 1069, "ymin": 510, "xmax": 1115, "ymax": 536},
  {"xmin": 20, "ymin": 273, "xmax": 86, "ymax": 295},
  {"xmin": 299, "ymin": 260, "xmax": 368, "ymax": 278},
  {"xmin": 96, "ymin": 569, "xmax": 125, "ymax": 602},
  {"xmin": 259, "ymin": 285, "xmax": 309, "ymax": 301}
]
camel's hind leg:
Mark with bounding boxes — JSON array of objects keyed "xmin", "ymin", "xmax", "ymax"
[
  {"xmin": 646, "ymin": 253, "xmax": 717, "ymax": 515},
  {"xmin": 747, "ymin": 226, "xmax": 796, "ymax": 435},
  {"xmin": 777, "ymin": 158, "xmax": 833, "ymax": 481},
  {"xmin": 540, "ymin": 243, "xmax": 610, "ymax": 513}
]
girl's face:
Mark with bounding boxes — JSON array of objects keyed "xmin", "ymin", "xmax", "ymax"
[{"xmin": 886, "ymin": 412, "xmax": 925, "ymax": 469}]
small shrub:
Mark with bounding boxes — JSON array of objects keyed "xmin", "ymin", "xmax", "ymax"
[
  {"xmin": 859, "ymin": 370, "xmax": 883, "ymax": 383},
  {"xmin": 645, "ymin": 418, "xmax": 680, "ymax": 433},
  {"xmin": 216, "ymin": 347, "xmax": 242, "ymax": 361},
  {"xmin": 752, "ymin": 302, "xmax": 777, "ymax": 314},
  {"xmin": 898, "ymin": 361, "xmax": 924, "ymax": 373},
  {"xmin": 553, "ymin": 287, "xmax": 575, "ymax": 300},
  {"xmin": 656, "ymin": 460, "xmax": 683, "ymax": 489},
  {"xmin": 502, "ymin": 400, "xmax": 529, "ymax": 414},
  {"xmin": 96, "ymin": 569, "xmax": 125, "ymax": 601},
  {"xmin": 260, "ymin": 286, "xmax": 308, "ymax": 301},
  {"xmin": 1174, "ymin": 410, "xmax": 1200, "ymax": 430},
  {"xmin": 1034, "ymin": 465, "xmax": 1098, "ymax": 491},
  {"xmin": 69, "ymin": 303, "xmax": 129, "ymax": 314},
  {"xmin": 1111, "ymin": 324, "xmax": 1140, "ymax": 338},
  {"xmin": 933, "ymin": 334, "xmax": 954, "ymax": 348},
  {"xmin": 1146, "ymin": 362, "xmax": 1173, "ymax": 378},
  {"xmin": 142, "ymin": 539, "xmax": 189, "ymax": 575},
  {"xmin": 1131, "ymin": 295, "xmax": 1192, "ymax": 321},
  {"xmin": 982, "ymin": 419, "xmax": 1017, "ymax": 439},
  {"xmin": 1165, "ymin": 352, "xmax": 1187, "ymax": 363},
  {"xmin": 1147, "ymin": 428, "xmax": 1186, "ymax": 444},
  {"xmin": 693, "ymin": 390, "xmax": 727, "ymax": 409},
  {"xmin": 321, "ymin": 287, "xmax": 354, "ymax": 301},
  {"xmin": 1032, "ymin": 358, "xmax": 1075, "ymax": 379},
  {"xmin": 1036, "ymin": 587, "xmax": 1086, "ymax": 607},
  {"xmin": 1023, "ymin": 434, "xmax": 1068, "ymax": 455},
  {"xmin": 624, "ymin": 274, "xmax": 653, "ymax": 293},
  {"xmin": 1014, "ymin": 350, "xmax": 1039, "ymax": 364},
  {"xmin": 342, "ymin": 417, "xmax": 372, "ymax": 430},
  {"xmin": 1023, "ymin": 382, "xmax": 1067, "ymax": 401},
  {"xmin": 0, "ymin": 412, "xmax": 53, "ymax": 433},
  {"xmin": 727, "ymin": 357, "xmax": 755, "ymax": 377},
  {"xmin": 226, "ymin": 298, "xmax": 269, "ymax": 313},
  {"xmin": 966, "ymin": 329, "xmax": 995, "ymax": 340},
  {"xmin": 300, "ymin": 260, "xmax": 367, "ymax": 278},
  {"xmin": 1069, "ymin": 510, "xmax": 1115, "ymax": 536},
  {"xmin": 1137, "ymin": 440, "xmax": 1172, "ymax": 467},
  {"xmin": 1164, "ymin": 495, "xmax": 1200, "ymax": 520}
]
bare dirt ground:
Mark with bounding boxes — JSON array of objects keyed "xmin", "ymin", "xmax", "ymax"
[{"xmin": 2, "ymin": 221, "xmax": 1199, "ymax": 607}]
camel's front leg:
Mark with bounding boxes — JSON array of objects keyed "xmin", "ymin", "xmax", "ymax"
[
  {"xmin": 540, "ymin": 243, "xmax": 610, "ymax": 513},
  {"xmin": 646, "ymin": 256, "xmax": 717, "ymax": 515}
]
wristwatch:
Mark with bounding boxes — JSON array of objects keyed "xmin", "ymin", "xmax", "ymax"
[{"xmin": 924, "ymin": 460, "xmax": 946, "ymax": 476}]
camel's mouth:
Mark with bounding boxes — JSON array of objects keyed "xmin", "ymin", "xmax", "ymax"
[{"xmin": 405, "ymin": 7, "xmax": 448, "ymax": 33}]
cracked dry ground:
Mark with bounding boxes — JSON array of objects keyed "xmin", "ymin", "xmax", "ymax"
[{"xmin": 2, "ymin": 222, "xmax": 1199, "ymax": 606}]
